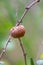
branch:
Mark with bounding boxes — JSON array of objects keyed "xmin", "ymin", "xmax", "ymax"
[
  {"xmin": 0, "ymin": 0, "xmax": 40, "ymax": 64},
  {"xmin": 16, "ymin": 0, "xmax": 40, "ymax": 65},
  {"xmin": 16, "ymin": 0, "xmax": 40, "ymax": 26},
  {"xmin": 18, "ymin": 38, "xmax": 27, "ymax": 65},
  {"xmin": 0, "ymin": 35, "xmax": 11, "ymax": 59}
]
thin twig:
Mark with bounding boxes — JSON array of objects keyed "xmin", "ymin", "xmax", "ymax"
[
  {"xmin": 0, "ymin": 0, "xmax": 40, "ymax": 64},
  {"xmin": 16, "ymin": 0, "xmax": 40, "ymax": 26},
  {"xmin": 16, "ymin": 0, "xmax": 40, "ymax": 65},
  {"xmin": 0, "ymin": 35, "xmax": 11, "ymax": 59},
  {"xmin": 18, "ymin": 38, "xmax": 27, "ymax": 65}
]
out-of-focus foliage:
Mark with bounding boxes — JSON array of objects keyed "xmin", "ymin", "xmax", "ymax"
[{"xmin": 0, "ymin": 0, "xmax": 43, "ymax": 65}]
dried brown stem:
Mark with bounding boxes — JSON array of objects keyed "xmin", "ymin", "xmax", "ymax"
[
  {"xmin": 16, "ymin": 0, "xmax": 40, "ymax": 65},
  {"xmin": 0, "ymin": 35, "xmax": 11, "ymax": 59},
  {"xmin": 16, "ymin": 0, "xmax": 40, "ymax": 26},
  {"xmin": 18, "ymin": 38, "xmax": 27, "ymax": 65},
  {"xmin": 0, "ymin": 0, "xmax": 40, "ymax": 64}
]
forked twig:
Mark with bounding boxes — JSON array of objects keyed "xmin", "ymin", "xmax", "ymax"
[
  {"xmin": 0, "ymin": 0, "xmax": 40, "ymax": 65},
  {"xmin": 17, "ymin": 0, "xmax": 40, "ymax": 65}
]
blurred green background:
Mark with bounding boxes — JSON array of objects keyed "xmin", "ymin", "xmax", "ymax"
[{"xmin": 0, "ymin": 0, "xmax": 43, "ymax": 65}]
